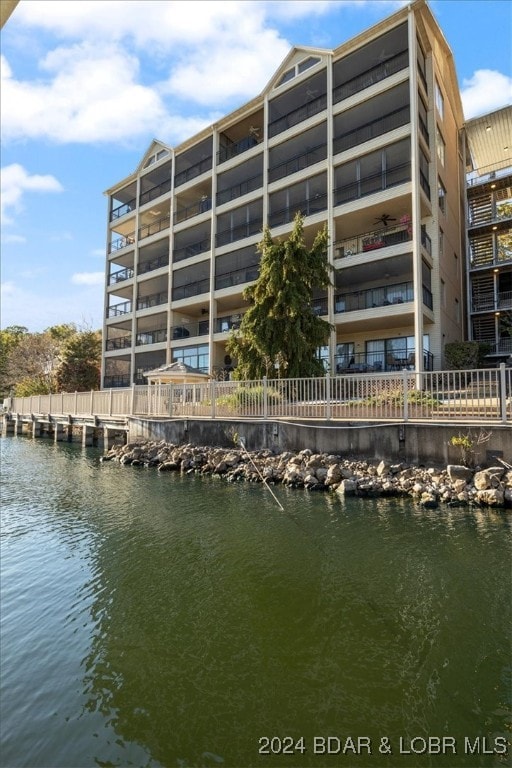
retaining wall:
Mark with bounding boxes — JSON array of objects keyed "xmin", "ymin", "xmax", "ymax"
[{"xmin": 127, "ymin": 418, "xmax": 511, "ymax": 467}]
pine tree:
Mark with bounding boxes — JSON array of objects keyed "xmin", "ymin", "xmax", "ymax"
[{"xmin": 227, "ymin": 213, "xmax": 332, "ymax": 378}]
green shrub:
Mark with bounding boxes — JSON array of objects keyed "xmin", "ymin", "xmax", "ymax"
[{"xmin": 444, "ymin": 341, "xmax": 491, "ymax": 370}]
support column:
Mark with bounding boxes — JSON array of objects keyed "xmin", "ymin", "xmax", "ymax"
[
  {"xmin": 54, "ymin": 422, "xmax": 65, "ymax": 442},
  {"xmin": 82, "ymin": 424, "xmax": 95, "ymax": 447},
  {"xmin": 14, "ymin": 416, "xmax": 24, "ymax": 435},
  {"xmin": 104, "ymin": 427, "xmax": 118, "ymax": 450},
  {"xmin": 32, "ymin": 419, "xmax": 42, "ymax": 438},
  {"xmin": 2, "ymin": 414, "xmax": 15, "ymax": 434}
]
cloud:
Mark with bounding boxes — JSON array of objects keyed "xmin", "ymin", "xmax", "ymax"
[
  {"xmin": 1, "ymin": 233, "xmax": 26, "ymax": 244},
  {"xmin": 71, "ymin": 272, "xmax": 105, "ymax": 286},
  {"xmin": 461, "ymin": 69, "xmax": 512, "ymax": 119},
  {"xmin": 1, "ymin": 163, "xmax": 63, "ymax": 223}
]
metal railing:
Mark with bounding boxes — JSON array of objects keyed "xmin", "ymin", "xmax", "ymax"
[
  {"xmin": 10, "ymin": 367, "xmax": 511, "ymax": 424},
  {"xmin": 268, "ymin": 143, "xmax": 327, "ymax": 184},
  {"xmin": 216, "ymin": 174, "xmax": 263, "ymax": 206},
  {"xmin": 110, "ymin": 199, "xmax": 136, "ymax": 221},
  {"xmin": 139, "ymin": 178, "xmax": 172, "ymax": 207},
  {"xmin": 334, "ymin": 224, "xmax": 411, "ymax": 258},
  {"xmin": 268, "ymin": 193, "xmax": 327, "ymax": 227},
  {"xmin": 333, "ymin": 105, "xmax": 410, "ymax": 156},
  {"xmin": 332, "ymin": 50, "xmax": 409, "ymax": 104},
  {"xmin": 268, "ymin": 93, "xmax": 328, "ymax": 139},
  {"xmin": 334, "ymin": 161, "xmax": 411, "ymax": 206},
  {"xmin": 109, "ymin": 266, "xmax": 134, "ymax": 285}
]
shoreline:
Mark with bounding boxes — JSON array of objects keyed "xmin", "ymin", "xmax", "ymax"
[{"xmin": 101, "ymin": 439, "xmax": 512, "ymax": 510}]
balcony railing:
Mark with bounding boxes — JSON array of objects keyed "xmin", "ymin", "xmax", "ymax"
[
  {"xmin": 268, "ymin": 143, "xmax": 327, "ymax": 184},
  {"xmin": 334, "ymin": 162, "xmax": 411, "ymax": 206},
  {"xmin": 215, "ymin": 264, "xmax": 259, "ymax": 290},
  {"xmin": 268, "ymin": 192, "xmax": 327, "ymax": 228},
  {"xmin": 312, "ymin": 296, "xmax": 328, "ymax": 316},
  {"xmin": 170, "ymin": 320, "xmax": 209, "ymax": 340},
  {"xmin": 174, "ymin": 197, "xmax": 212, "ymax": 225},
  {"xmin": 333, "ymin": 105, "xmax": 410, "ymax": 156},
  {"xmin": 334, "ymin": 224, "xmax": 411, "ymax": 258},
  {"xmin": 139, "ymin": 178, "xmax": 172, "ymax": 207},
  {"xmin": 172, "ymin": 277, "xmax": 210, "ymax": 301},
  {"xmin": 216, "ymin": 174, "xmax": 263, "ymax": 206},
  {"xmin": 136, "ymin": 291, "xmax": 168, "ymax": 310},
  {"xmin": 136, "ymin": 329, "xmax": 167, "ymax": 346},
  {"xmin": 215, "ymin": 314, "xmax": 244, "ymax": 333},
  {"xmin": 173, "ymin": 238, "xmax": 210, "ymax": 263},
  {"xmin": 107, "ymin": 300, "xmax": 132, "ymax": 318},
  {"xmin": 103, "ymin": 374, "xmax": 131, "ymax": 388},
  {"xmin": 333, "ymin": 49, "xmax": 409, "ymax": 104},
  {"xmin": 106, "ymin": 335, "xmax": 132, "ymax": 351},
  {"xmin": 138, "ymin": 254, "xmax": 169, "ymax": 275},
  {"xmin": 268, "ymin": 93, "xmax": 327, "ymax": 139},
  {"xmin": 334, "ymin": 281, "xmax": 414, "ymax": 313},
  {"xmin": 109, "ymin": 233, "xmax": 136, "ymax": 253},
  {"xmin": 217, "ymin": 135, "xmax": 259, "ymax": 164},
  {"xmin": 421, "ymin": 228, "xmax": 432, "ymax": 256},
  {"xmin": 174, "ymin": 157, "xmax": 213, "ymax": 188},
  {"xmin": 110, "ymin": 198, "xmax": 136, "ymax": 221},
  {"xmin": 138, "ymin": 214, "xmax": 170, "ymax": 241},
  {"xmin": 419, "ymin": 171, "xmax": 430, "ymax": 199},
  {"xmin": 334, "ymin": 348, "xmax": 433, "ymax": 374},
  {"xmin": 108, "ymin": 266, "xmax": 134, "ymax": 285},
  {"xmin": 215, "ymin": 218, "xmax": 262, "ymax": 248},
  {"xmin": 472, "ymin": 290, "xmax": 512, "ymax": 313}
]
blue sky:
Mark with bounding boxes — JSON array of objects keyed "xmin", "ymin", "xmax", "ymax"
[{"xmin": 1, "ymin": 0, "xmax": 511, "ymax": 333}]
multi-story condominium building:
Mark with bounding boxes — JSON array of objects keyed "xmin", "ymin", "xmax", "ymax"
[
  {"xmin": 464, "ymin": 106, "xmax": 512, "ymax": 363},
  {"xmin": 102, "ymin": 0, "xmax": 467, "ymax": 388}
]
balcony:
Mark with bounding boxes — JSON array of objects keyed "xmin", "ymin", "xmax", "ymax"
[
  {"xmin": 174, "ymin": 197, "xmax": 212, "ymax": 225},
  {"xmin": 333, "ymin": 105, "xmax": 410, "ymax": 156},
  {"xmin": 216, "ymin": 218, "xmax": 262, "ymax": 248},
  {"xmin": 332, "ymin": 49, "xmax": 409, "ymax": 104},
  {"xmin": 334, "ymin": 281, "xmax": 414, "ymax": 313},
  {"xmin": 107, "ymin": 300, "xmax": 132, "ymax": 318},
  {"xmin": 172, "ymin": 277, "xmax": 210, "ymax": 302},
  {"xmin": 268, "ymin": 93, "xmax": 327, "ymax": 139},
  {"xmin": 334, "ymin": 348, "xmax": 433, "ymax": 374},
  {"xmin": 173, "ymin": 238, "xmax": 210, "ymax": 263},
  {"xmin": 138, "ymin": 214, "xmax": 170, "ymax": 241},
  {"xmin": 335, "ymin": 161, "xmax": 411, "ymax": 206},
  {"xmin": 137, "ymin": 291, "xmax": 168, "ymax": 311},
  {"xmin": 215, "ymin": 314, "xmax": 244, "ymax": 333},
  {"xmin": 268, "ymin": 143, "xmax": 327, "ymax": 184},
  {"xmin": 472, "ymin": 290, "xmax": 512, "ymax": 313},
  {"xmin": 109, "ymin": 233, "xmax": 136, "ymax": 254},
  {"xmin": 103, "ymin": 374, "xmax": 131, "ymax": 388},
  {"xmin": 215, "ymin": 264, "xmax": 259, "ymax": 290},
  {"xmin": 334, "ymin": 224, "xmax": 411, "ymax": 258},
  {"xmin": 174, "ymin": 156, "xmax": 213, "ymax": 188},
  {"xmin": 170, "ymin": 320, "xmax": 209, "ymax": 339},
  {"xmin": 108, "ymin": 266, "xmax": 134, "ymax": 285},
  {"xmin": 217, "ymin": 134, "xmax": 259, "ymax": 164},
  {"xmin": 139, "ymin": 178, "xmax": 172, "ymax": 207},
  {"xmin": 106, "ymin": 335, "xmax": 132, "ymax": 351},
  {"xmin": 268, "ymin": 192, "xmax": 327, "ymax": 228},
  {"xmin": 110, "ymin": 198, "xmax": 136, "ymax": 221},
  {"xmin": 136, "ymin": 328, "xmax": 167, "ymax": 346},
  {"xmin": 139, "ymin": 254, "xmax": 169, "ymax": 275},
  {"xmin": 216, "ymin": 174, "xmax": 263, "ymax": 207}
]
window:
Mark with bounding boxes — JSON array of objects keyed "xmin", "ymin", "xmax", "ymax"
[
  {"xmin": 438, "ymin": 178, "xmax": 446, "ymax": 214},
  {"xmin": 441, "ymin": 278, "xmax": 446, "ymax": 307},
  {"xmin": 439, "ymin": 229, "xmax": 444, "ymax": 257},
  {"xmin": 298, "ymin": 56, "xmax": 321, "ymax": 74},
  {"xmin": 435, "ymin": 80, "xmax": 444, "ymax": 118},
  {"xmin": 436, "ymin": 126, "xmax": 445, "ymax": 165},
  {"xmin": 173, "ymin": 344, "xmax": 209, "ymax": 372}
]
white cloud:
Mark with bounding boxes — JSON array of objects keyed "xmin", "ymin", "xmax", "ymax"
[
  {"xmin": 71, "ymin": 272, "xmax": 105, "ymax": 286},
  {"xmin": 461, "ymin": 69, "xmax": 512, "ymax": 119},
  {"xmin": 1, "ymin": 233, "xmax": 26, "ymax": 244},
  {"xmin": 1, "ymin": 163, "xmax": 63, "ymax": 223}
]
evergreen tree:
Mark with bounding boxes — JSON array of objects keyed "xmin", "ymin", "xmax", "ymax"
[
  {"xmin": 227, "ymin": 213, "xmax": 332, "ymax": 378},
  {"xmin": 56, "ymin": 330, "xmax": 101, "ymax": 392}
]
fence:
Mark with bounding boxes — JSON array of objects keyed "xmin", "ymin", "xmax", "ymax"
[{"xmin": 8, "ymin": 366, "xmax": 512, "ymax": 425}]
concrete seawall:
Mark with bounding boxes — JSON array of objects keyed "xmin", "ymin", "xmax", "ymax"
[{"xmin": 128, "ymin": 418, "xmax": 511, "ymax": 467}]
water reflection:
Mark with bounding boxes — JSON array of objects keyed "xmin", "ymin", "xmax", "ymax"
[{"xmin": 1, "ymin": 437, "xmax": 511, "ymax": 768}]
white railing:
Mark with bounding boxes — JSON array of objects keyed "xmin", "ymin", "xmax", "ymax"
[{"xmin": 8, "ymin": 366, "xmax": 512, "ymax": 424}]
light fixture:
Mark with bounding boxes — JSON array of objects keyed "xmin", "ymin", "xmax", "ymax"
[
  {"xmin": 492, "ymin": 225, "xmax": 498, "ymax": 230},
  {"xmin": 493, "ymin": 268, "xmax": 499, "ymax": 273},
  {"xmin": 486, "ymin": 125, "xmax": 492, "ymax": 131},
  {"xmin": 491, "ymin": 183, "xmax": 496, "ymax": 189}
]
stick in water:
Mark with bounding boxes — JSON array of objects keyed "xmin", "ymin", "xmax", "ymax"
[{"xmin": 239, "ymin": 438, "xmax": 285, "ymax": 511}]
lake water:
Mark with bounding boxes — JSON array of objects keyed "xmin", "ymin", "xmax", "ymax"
[{"xmin": 1, "ymin": 436, "xmax": 511, "ymax": 768}]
